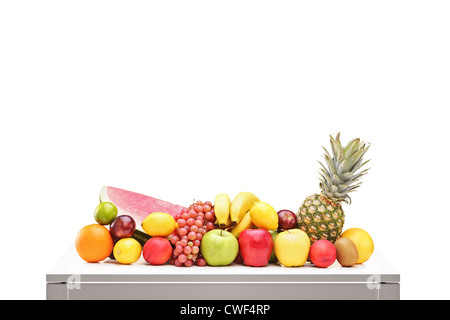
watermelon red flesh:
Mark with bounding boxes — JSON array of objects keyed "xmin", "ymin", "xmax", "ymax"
[{"xmin": 100, "ymin": 186, "xmax": 185, "ymax": 231}]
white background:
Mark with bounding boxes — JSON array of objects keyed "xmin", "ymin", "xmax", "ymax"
[{"xmin": 1, "ymin": 1, "xmax": 449, "ymax": 300}]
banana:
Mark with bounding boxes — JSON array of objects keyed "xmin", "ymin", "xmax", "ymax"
[
  {"xmin": 230, "ymin": 211, "xmax": 255, "ymax": 238},
  {"xmin": 230, "ymin": 192, "xmax": 260, "ymax": 225},
  {"xmin": 214, "ymin": 215, "xmax": 232, "ymax": 229},
  {"xmin": 214, "ymin": 193, "xmax": 231, "ymax": 228}
]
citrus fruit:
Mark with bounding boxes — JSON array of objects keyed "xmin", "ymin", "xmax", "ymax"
[
  {"xmin": 75, "ymin": 224, "xmax": 114, "ymax": 263},
  {"xmin": 113, "ymin": 238, "xmax": 142, "ymax": 264},
  {"xmin": 341, "ymin": 228, "xmax": 374, "ymax": 264},
  {"xmin": 141, "ymin": 212, "xmax": 178, "ymax": 237},
  {"xmin": 94, "ymin": 202, "xmax": 118, "ymax": 225},
  {"xmin": 249, "ymin": 202, "xmax": 278, "ymax": 230}
]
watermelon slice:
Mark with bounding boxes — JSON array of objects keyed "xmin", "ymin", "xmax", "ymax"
[{"xmin": 100, "ymin": 186, "xmax": 185, "ymax": 231}]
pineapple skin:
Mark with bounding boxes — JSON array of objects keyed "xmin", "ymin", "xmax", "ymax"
[{"xmin": 297, "ymin": 193, "xmax": 345, "ymax": 244}]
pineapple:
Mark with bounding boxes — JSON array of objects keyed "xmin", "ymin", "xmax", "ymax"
[{"xmin": 297, "ymin": 133, "xmax": 370, "ymax": 244}]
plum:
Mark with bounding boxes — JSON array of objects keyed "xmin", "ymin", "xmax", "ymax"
[
  {"xmin": 110, "ymin": 215, "xmax": 136, "ymax": 240},
  {"xmin": 277, "ymin": 210, "xmax": 297, "ymax": 231}
]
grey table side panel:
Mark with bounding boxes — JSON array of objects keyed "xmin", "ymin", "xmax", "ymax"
[{"xmin": 47, "ymin": 282, "xmax": 400, "ymax": 300}]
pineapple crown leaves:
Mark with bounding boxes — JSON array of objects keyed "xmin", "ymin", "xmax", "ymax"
[{"xmin": 318, "ymin": 133, "xmax": 371, "ymax": 205}]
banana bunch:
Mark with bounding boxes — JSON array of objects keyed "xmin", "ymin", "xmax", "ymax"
[{"xmin": 214, "ymin": 192, "xmax": 260, "ymax": 229}]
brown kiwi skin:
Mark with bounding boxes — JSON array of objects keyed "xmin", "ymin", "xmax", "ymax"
[{"xmin": 334, "ymin": 237, "xmax": 359, "ymax": 267}]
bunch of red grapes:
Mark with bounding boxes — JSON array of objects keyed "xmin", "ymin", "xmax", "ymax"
[{"xmin": 168, "ymin": 200, "xmax": 216, "ymax": 267}]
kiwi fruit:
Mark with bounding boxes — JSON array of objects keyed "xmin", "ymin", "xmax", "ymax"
[{"xmin": 334, "ymin": 237, "xmax": 359, "ymax": 267}]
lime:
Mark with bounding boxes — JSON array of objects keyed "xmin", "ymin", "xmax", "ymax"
[{"xmin": 94, "ymin": 202, "xmax": 118, "ymax": 225}]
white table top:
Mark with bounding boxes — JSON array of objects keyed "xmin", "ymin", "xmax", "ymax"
[{"xmin": 47, "ymin": 244, "xmax": 399, "ymax": 284}]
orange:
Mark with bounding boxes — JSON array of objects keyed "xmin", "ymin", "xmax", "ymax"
[
  {"xmin": 75, "ymin": 224, "xmax": 114, "ymax": 263},
  {"xmin": 341, "ymin": 228, "xmax": 374, "ymax": 264}
]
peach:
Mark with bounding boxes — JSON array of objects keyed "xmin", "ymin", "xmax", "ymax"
[{"xmin": 309, "ymin": 239, "xmax": 336, "ymax": 268}]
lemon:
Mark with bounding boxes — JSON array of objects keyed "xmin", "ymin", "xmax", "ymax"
[
  {"xmin": 249, "ymin": 202, "xmax": 278, "ymax": 230},
  {"xmin": 141, "ymin": 212, "xmax": 178, "ymax": 237},
  {"xmin": 113, "ymin": 238, "xmax": 142, "ymax": 264},
  {"xmin": 341, "ymin": 228, "xmax": 374, "ymax": 264}
]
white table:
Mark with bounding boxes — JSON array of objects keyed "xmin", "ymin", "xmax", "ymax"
[{"xmin": 46, "ymin": 245, "xmax": 400, "ymax": 300}]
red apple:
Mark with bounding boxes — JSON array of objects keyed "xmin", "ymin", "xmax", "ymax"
[
  {"xmin": 309, "ymin": 239, "xmax": 336, "ymax": 268},
  {"xmin": 277, "ymin": 210, "xmax": 297, "ymax": 231},
  {"xmin": 143, "ymin": 237, "xmax": 173, "ymax": 265},
  {"xmin": 238, "ymin": 229, "xmax": 273, "ymax": 267}
]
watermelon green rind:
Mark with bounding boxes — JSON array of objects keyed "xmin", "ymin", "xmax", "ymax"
[
  {"xmin": 100, "ymin": 186, "xmax": 185, "ymax": 231},
  {"xmin": 131, "ymin": 229, "xmax": 151, "ymax": 247}
]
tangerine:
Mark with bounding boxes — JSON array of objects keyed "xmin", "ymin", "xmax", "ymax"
[{"xmin": 75, "ymin": 224, "xmax": 114, "ymax": 263}]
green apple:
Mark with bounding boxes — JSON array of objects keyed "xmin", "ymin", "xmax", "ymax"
[
  {"xmin": 200, "ymin": 229, "xmax": 239, "ymax": 266},
  {"xmin": 268, "ymin": 230, "xmax": 279, "ymax": 263}
]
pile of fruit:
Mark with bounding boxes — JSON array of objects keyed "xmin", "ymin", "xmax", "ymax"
[{"xmin": 75, "ymin": 133, "xmax": 375, "ymax": 268}]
